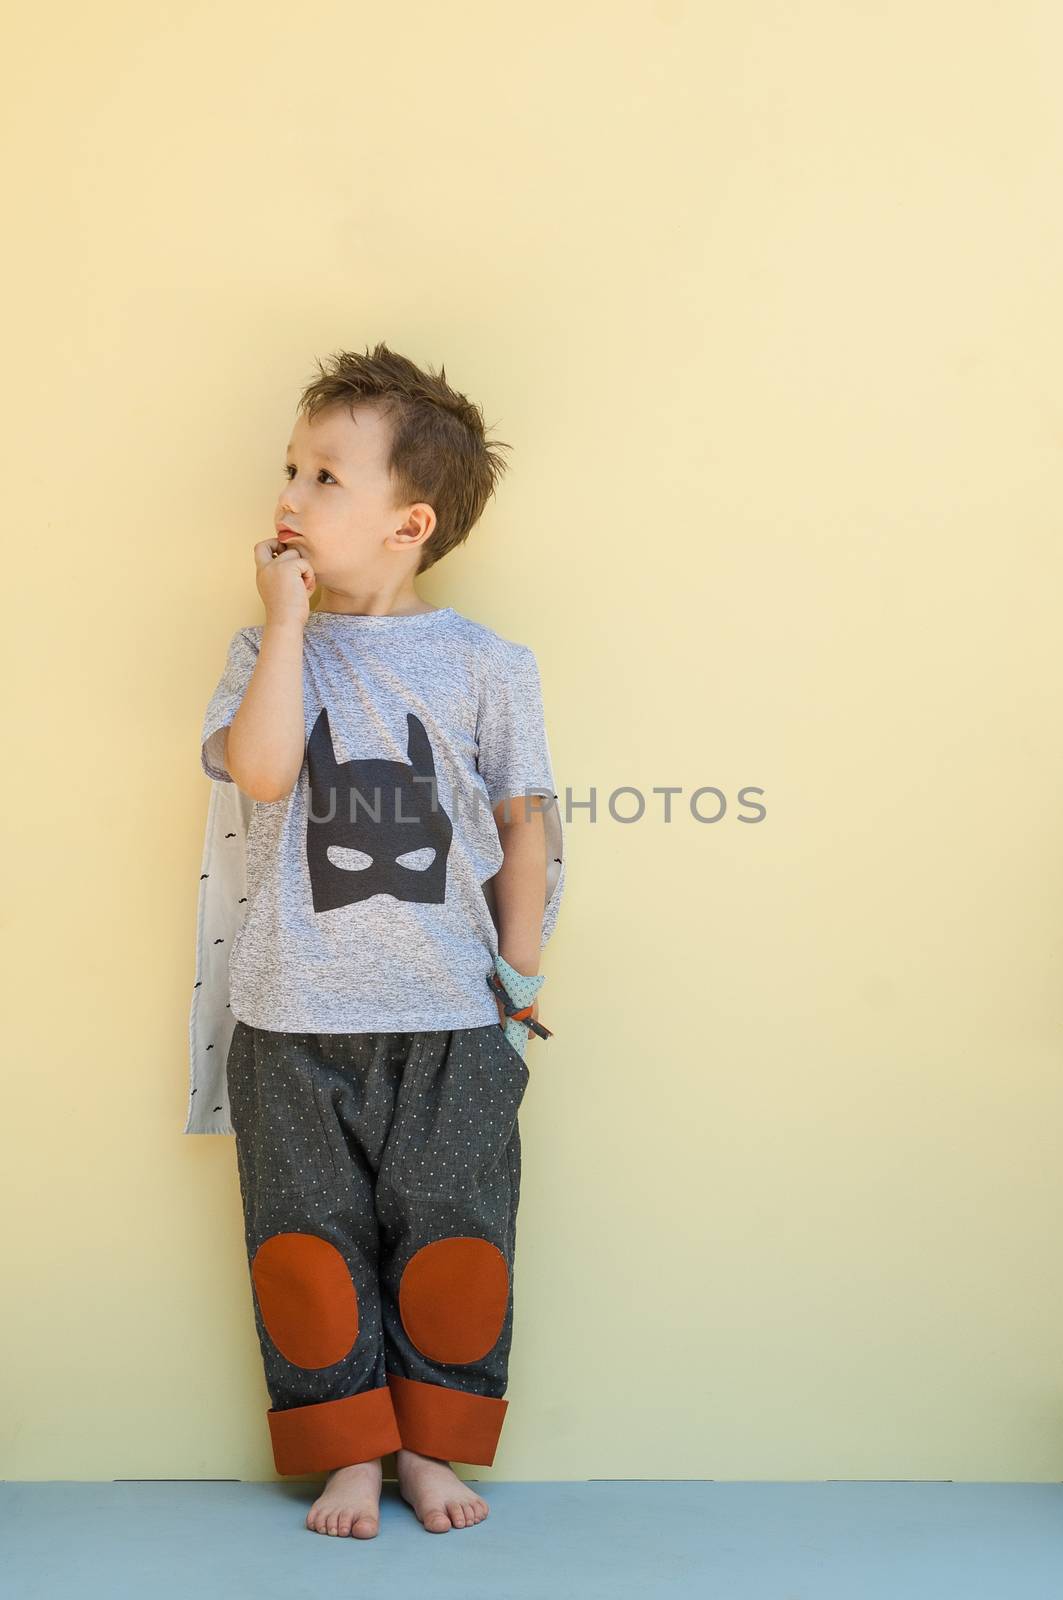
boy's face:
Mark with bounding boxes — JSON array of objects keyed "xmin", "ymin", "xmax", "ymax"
[{"xmin": 274, "ymin": 404, "xmax": 434, "ymax": 583}]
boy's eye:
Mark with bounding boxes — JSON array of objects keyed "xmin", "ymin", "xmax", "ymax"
[{"xmin": 283, "ymin": 465, "xmax": 337, "ymax": 484}]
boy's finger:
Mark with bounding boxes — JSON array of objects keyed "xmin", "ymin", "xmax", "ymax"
[{"xmin": 253, "ymin": 538, "xmax": 281, "ymax": 567}]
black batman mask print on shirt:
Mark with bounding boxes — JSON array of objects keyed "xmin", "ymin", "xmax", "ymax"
[{"xmin": 305, "ymin": 706, "xmax": 453, "ymax": 912}]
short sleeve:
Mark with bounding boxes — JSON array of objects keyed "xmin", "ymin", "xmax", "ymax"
[
  {"xmin": 475, "ymin": 641, "xmax": 556, "ymax": 809},
  {"xmin": 200, "ymin": 627, "xmax": 261, "ymax": 782}
]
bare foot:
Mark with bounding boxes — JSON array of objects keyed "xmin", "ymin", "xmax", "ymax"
[
  {"xmin": 305, "ymin": 1457, "xmax": 383, "ymax": 1537},
  {"xmin": 395, "ymin": 1446, "xmax": 489, "ymax": 1533}
]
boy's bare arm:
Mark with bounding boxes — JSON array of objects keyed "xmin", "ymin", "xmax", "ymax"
[
  {"xmin": 491, "ymin": 794, "xmax": 549, "ymax": 979},
  {"xmin": 225, "ymin": 538, "xmax": 316, "ymax": 803},
  {"xmin": 225, "ymin": 619, "xmax": 307, "ymax": 801}
]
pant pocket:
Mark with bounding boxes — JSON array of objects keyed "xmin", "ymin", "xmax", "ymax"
[
  {"xmin": 384, "ymin": 1026, "xmax": 528, "ymax": 1202},
  {"xmin": 228, "ymin": 1030, "xmax": 341, "ymax": 1200},
  {"xmin": 498, "ymin": 1023, "xmax": 531, "ymax": 1075},
  {"xmin": 482, "ymin": 1022, "xmax": 531, "ymax": 1142}
]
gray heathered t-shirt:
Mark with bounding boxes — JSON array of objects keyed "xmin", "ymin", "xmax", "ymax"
[{"xmin": 200, "ymin": 606, "xmax": 564, "ymax": 1033}]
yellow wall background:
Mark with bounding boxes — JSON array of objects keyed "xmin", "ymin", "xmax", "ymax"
[{"xmin": 4, "ymin": 0, "xmax": 1063, "ymax": 1482}]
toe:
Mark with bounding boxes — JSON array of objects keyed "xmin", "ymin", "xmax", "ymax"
[
  {"xmin": 424, "ymin": 1506, "xmax": 452, "ymax": 1533},
  {"xmin": 336, "ymin": 1513, "xmax": 353, "ymax": 1536},
  {"xmin": 447, "ymin": 1500, "xmax": 467, "ymax": 1527}
]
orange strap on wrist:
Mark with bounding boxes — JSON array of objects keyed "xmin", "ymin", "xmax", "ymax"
[{"xmin": 486, "ymin": 969, "xmax": 554, "ymax": 1041}]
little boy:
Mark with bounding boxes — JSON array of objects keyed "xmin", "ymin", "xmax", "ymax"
[{"xmin": 188, "ymin": 344, "xmax": 565, "ymax": 1538}]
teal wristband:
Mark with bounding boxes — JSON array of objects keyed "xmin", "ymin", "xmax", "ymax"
[{"xmin": 489, "ymin": 953, "xmax": 547, "ymax": 1060}]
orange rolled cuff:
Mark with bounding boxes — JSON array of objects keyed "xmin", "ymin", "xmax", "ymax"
[
  {"xmin": 386, "ymin": 1370, "xmax": 509, "ymax": 1466},
  {"xmin": 267, "ymin": 1383, "xmax": 403, "ymax": 1475}
]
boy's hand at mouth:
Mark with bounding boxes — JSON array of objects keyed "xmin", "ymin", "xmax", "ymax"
[{"xmin": 254, "ymin": 537, "xmax": 316, "ymax": 627}]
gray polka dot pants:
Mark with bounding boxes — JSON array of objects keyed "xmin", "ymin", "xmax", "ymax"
[{"xmin": 225, "ymin": 1020, "xmax": 530, "ymax": 1475}]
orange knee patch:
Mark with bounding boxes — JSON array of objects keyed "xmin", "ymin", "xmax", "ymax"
[
  {"xmin": 398, "ymin": 1236, "xmax": 509, "ymax": 1364},
  {"xmin": 251, "ymin": 1232, "xmax": 360, "ymax": 1369}
]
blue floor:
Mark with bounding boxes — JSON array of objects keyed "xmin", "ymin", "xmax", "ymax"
[{"xmin": 3, "ymin": 1480, "xmax": 1063, "ymax": 1598}]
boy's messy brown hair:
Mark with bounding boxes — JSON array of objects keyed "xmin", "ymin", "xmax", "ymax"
[{"xmin": 295, "ymin": 342, "xmax": 512, "ymax": 574}]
